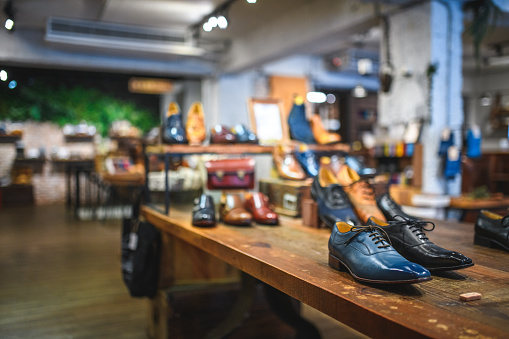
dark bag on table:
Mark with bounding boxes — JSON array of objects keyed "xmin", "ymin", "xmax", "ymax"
[{"xmin": 121, "ymin": 188, "xmax": 161, "ymax": 298}]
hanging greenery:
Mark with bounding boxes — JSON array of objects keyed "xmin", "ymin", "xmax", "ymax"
[
  {"xmin": 0, "ymin": 82, "xmax": 158, "ymax": 136},
  {"xmin": 463, "ymin": 0, "xmax": 503, "ymax": 66}
]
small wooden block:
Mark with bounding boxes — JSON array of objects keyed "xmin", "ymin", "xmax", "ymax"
[{"xmin": 460, "ymin": 292, "xmax": 482, "ymax": 301}]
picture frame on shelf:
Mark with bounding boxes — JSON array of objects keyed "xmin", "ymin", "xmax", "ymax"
[{"xmin": 247, "ymin": 98, "xmax": 289, "ymax": 145}]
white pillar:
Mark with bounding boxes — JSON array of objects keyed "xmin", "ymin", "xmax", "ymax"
[{"xmin": 379, "ymin": 0, "xmax": 464, "ymax": 195}]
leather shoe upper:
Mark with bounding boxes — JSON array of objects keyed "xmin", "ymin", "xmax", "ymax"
[
  {"xmin": 210, "ymin": 125, "xmax": 236, "ymax": 144},
  {"xmin": 244, "ymin": 192, "xmax": 278, "ymax": 225},
  {"xmin": 475, "ymin": 210, "xmax": 509, "ymax": 251},
  {"xmin": 232, "ymin": 124, "xmax": 258, "ymax": 144},
  {"xmin": 329, "ymin": 221, "xmax": 431, "ymax": 284},
  {"xmin": 311, "ymin": 167, "xmax": 359, "ymax": 227},
  {"xmin": 368, "ymin": 215, "xmax": 473, "ymax": 271},
  {"xmin": 295, "ymin": 144, "xmax": 319, "ymax": 177},
  {"xmin": 192, "ymin": 194, "xmax": 216, "ymax": 227},
  {"xmin": 220, "ymin": 194, "xmax": 252, "ymax": 226},
  {"xmin": 163, "ymin": 102, "xmax": 187, "ymax": 144}
]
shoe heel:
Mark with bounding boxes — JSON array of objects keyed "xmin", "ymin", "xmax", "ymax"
[
  {"xmin": 474, "ymin": 235, "xmax": 493, "ymax": 248},
  {"xmin": 328, "ymin": 253, "xmax": 346, "ymax": 272}
]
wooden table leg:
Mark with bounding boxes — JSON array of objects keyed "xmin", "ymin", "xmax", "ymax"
[
  {"xmin": 205, "ymin": 272, "xmax": 257, "ymax": 339},
  {"xmin": 263, "ymin": 283, "xmax": 322, "ymax": 339}
]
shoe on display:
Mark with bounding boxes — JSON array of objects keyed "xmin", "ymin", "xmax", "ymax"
[
  {"xmin": 287, "ymin": 96, "xmax": 316, "ymax": 144},
  {"xmin": 231, "ymin": 124, "xmax": 258, "ymax": 144},
  {"xmin": 309, "ymin": 114, "xmax": 341, "ymax": 145},
  {"xmin": 219, "ymin": 193, "xmax": 252, "ymax": 226},
  {"xmin": 244, "ymin": 192, "xmax": 278, "ymax": 225},
  {"xmin": 336, "ymin": 165, "xmax": 386, "ymax": 223},
  {"xmin": 185, "ymin": 102, "xmax": 207, "ymax": 145},
  {"xmin": 328, "ymin": 221, "xmax": 432, "ymax": 284},
  {"xmin": 310, "ymin": 167, "xmax": 360, "ymax": 228},
  {"xmin": 272, "ymin": 144, "xmax": 306, "ymax": 181},
  {"xmin": 475, "ymin": 210, "xmax": 509, "ymax": 252},
  {"xmin": 368, "ymin": 216, "xmax": 474, "ymax": 271},
  {"xmin": 210, "ymin": 125, "xmax": 237, "ymax": 144},
  {"xmin": 192, "ymin": 194, "xmax": 216, "ymax": 227},
  {"xmin": 163, "ymin": 102, "xmax": 187, "ymax": 144},
  {"xmin": 376, "ymin": 192, "xmax": 416, "ymax": 221},
  {"xmin": 295, "ymin": 144, "xmax": 319, "ymax": 177}
]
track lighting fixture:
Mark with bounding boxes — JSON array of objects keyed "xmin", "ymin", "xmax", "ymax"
[{"xmin": 3, "ymin": 0, "xmax": 15, "ymax": 32}]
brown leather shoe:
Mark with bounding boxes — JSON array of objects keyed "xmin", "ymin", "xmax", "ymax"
[
  {"xmin": 336, "ymin": 165, "xmax": 386, "ymax": 224},
  {"xmin": 309, "ymin": 114, "xmax": 341, "ymax": 145},
  {"xmin": 244, "ymin": 192, "xmax": 278, "ymax": 225},
  {"xmin": 185, "ymin": 102, "xmax": 206, "ymax": 145},
  {"xmin": 219, "ymin": 193, "xmax": 252, "ymax": 226},
  {"xmin": 210, "ymin": 125, "xmax": 237, "ymax": 144},
  {"xmin": 272, "ymin": 144, "xmax": 306, "ymax": 180}
]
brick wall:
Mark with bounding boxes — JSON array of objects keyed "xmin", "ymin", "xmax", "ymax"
[{"xmin": 0, "ymin": 122, "xmax": 95, "ymax": 205}]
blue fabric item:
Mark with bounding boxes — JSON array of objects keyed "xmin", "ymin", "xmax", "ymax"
[
  {"xmin": 288, "ymin": 103, "xmax": 316, "ymax": 144},
  {"xmin": 466, "ymin": 129, "xmax": 481, "ymax": 159},
  {"xmin": 164, "ymin": 114, "xmax": 187, "ymax": 144},
  {"xmin": 438, "ymin": 131, "xmax": 454, "ymax": 157},
  {"xmin": 295, "ymin": 149, "xmax": 319, "ymax": 177},
  {"xmin": 445, "ymin": 150, "xmax": 461, "ymax": 179},
  {"xmin": 328, "ymin": 223, "xmax": 431, "ymax": 283}
]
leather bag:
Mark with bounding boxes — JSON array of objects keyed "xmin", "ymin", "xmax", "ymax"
[
  {"xmin": 205, "ymin": 158, "xmax": 255, "ymax": 190},
  {"xmin": 121, "ymin": 188, "xmax": 161, "ymax": 298}
]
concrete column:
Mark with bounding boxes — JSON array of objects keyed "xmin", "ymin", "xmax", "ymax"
[{"xmin": 379, "ymin": 1, "xmax": 464, "ymax": 195}]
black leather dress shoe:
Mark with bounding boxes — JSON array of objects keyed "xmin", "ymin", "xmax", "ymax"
[
  {"xmin": 192, "ymin": 194, "xmax": 216, "ymax": 227},
  {"xmin": 311, "ymin": 169, "xmax": 360, "ymax": 227},
  {"xmin": 368, "ymin": 216, "xmax": 473, "ymax": 271},
  {"xmin": 376, "ymin": 193, "xmax": 415, "ymax": 220},
  {"xmin": 231, "ymin": 124, "xmax": 258, "ymax": 144},
  {"xmin": 475, "ymin": 210, "xmax": 509, "ymax": 252}
]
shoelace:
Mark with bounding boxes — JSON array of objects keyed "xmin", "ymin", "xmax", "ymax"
[
  {"xmin": 392, "ymin": 215, "xmax": 435, "ymax": 241},
  {"xmin": 345, "ymin": 225, "xmax": 392, "ymax": 249}
]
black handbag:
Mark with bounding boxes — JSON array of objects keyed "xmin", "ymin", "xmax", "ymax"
[{"xmin": 121, "ymin": 189, "xmax": 161, "ymax": 298}]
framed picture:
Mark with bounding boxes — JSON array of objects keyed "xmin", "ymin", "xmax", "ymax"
[{"xmin": 247, "ymin": 98, "xmax": 289, "ymax": 145}]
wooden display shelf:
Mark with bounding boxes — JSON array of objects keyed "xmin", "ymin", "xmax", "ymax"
[
  {"xmin": 0, "ymin": 134, "xmax": 21, "ymax": 143},
  {"xmin": 64, "ymin": 135, "xmax": 94, "ymax": 143},
  {"xmin": 146, "ymin": 142, "xmax": 350, "ymax": 155},
  {"xmin": 146, "ymin": 144, "xmax": 274, "ymax": 155},
  {"xmin": 142, "ymin": 205, "xmax": 509, "ymax": 339},
  {"xmin": 100, "ymin": 172, "xmax": 145, "ymax": 186}
]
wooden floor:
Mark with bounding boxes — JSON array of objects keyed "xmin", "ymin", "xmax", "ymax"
[{"xmin": 0, "ymin": 205, "xmax": 366, "ymax": 339}]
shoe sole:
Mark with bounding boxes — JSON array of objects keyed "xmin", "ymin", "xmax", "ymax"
[
  {"xmin": 426, "ymin": 262, "xmax": 474, "ymax": 272},
  {"xmin": 328, "ymin": 253, "xmax": 432, "ymax": 284},
  {"xmin": 474, "ymin": 234, "xmax": 509, "ymax": 252},
  {"xmin": 192, "ymin": 220, "xmax": 216, "ymax": 227}
]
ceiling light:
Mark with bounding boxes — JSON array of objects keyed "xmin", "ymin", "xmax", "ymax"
[
  {"xmin": 247, "ymin": 0, "xmax": 257, "ymax": 3},
  {"xmin": 8, "ymin": 80, "xmax": 17, "ymax": 89},
  {"xmin": 208, "ymin": 16, "xmax": 218, "ymax": 28},
  {"xmin": 5, "ymin": 18, "xmax": 13, "ymax": 30},
  {"xmin": 352, "ymin": 85, "xmax": 367, "ymax": 98},
  {"xmin": 326, "ymin": 94, "xmax": 336, "ymax": 104},
  {"xmin": 307, "ymin": 92, "xmax": 327, "ymax": 103},
  {"xmin": 0, "ymin": 70, "xmax": 7, "ymax": 81},
  {"xmin": 203, "ymin": 21, "xmax": 212, "ymax": 32},
  {"xmin": 480, "ymin": 93, "xmax": 492, "ymax": 106},
  {"xmin": 218, "ymin": 16, "xmax": 228, "ymax": 29}
]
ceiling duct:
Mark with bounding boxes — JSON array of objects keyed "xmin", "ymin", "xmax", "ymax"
[{"xmin": 45, "ymin": 17, "xmax": 205, "ymax": 57}]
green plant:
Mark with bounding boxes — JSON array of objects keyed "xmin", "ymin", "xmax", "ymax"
[
  {"xmin": 0, "ymin": 82, "xmax": 158, "ymax": 136},
  {"xmin": 464, "ymin": 0, "xmax": 503, "ymax": 66}
]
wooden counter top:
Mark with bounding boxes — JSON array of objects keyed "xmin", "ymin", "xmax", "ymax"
[{"xmin": 142, "ymin": 205, "xmax": 509, "ymax": 339}]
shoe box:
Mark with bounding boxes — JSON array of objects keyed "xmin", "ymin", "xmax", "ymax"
[{"xmin": 259, "ymin": 177, "xmax": 312, "ymax": 217}]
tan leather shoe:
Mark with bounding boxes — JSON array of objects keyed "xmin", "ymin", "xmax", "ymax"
[
  {"xmin": 219, "ymin": 193, "xmax": 252, "ymax": 226},
  {"xmin": 272, "ymin": 144, "xmax": 306, "ymax": 180},
  {"xmin": 309, "ymin": 114, "xmax": 341, "ymax": 145},
  {"xmin": 185, "ymin": 102, "xmax": 206, "ymax": 145},
  {"xmin": 336, "ymin": 165, "xmax": 386, "ymax": 224}
]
